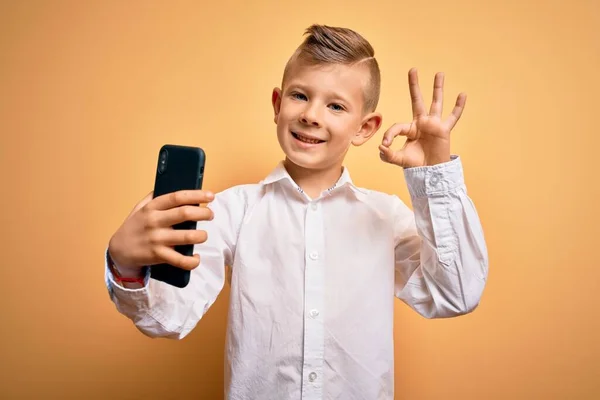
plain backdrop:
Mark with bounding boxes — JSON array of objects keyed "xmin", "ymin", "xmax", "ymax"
[{"xmin": 0, "ymin": 0, "xmax": 598, "ymax": 399}]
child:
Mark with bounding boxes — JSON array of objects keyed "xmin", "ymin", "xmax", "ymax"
[{"xmin": 106, "ymin": 24, "xmax": 488, "ymax": 400}]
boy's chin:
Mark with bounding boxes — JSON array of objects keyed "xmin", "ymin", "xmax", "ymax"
[
  {"xmin": 283, "ymin": 151, "xmax": 340, "ymax": 172},
  {"xmin": 283, "ymin": 152, "xmax": 320, "ymax": 169}
]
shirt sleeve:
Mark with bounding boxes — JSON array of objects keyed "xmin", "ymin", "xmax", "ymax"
[
  {"xmin": 105, "ymin": 187, "xmax": 245, "ymax": 339},
  {"xmin": 392, "ymin": 155, "xmax": 489, "ymax": 318}
]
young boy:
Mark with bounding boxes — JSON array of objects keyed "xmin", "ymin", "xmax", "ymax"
[{"xmin": 106, "ymin": 24, "xmax": 488, "ymax": 400}]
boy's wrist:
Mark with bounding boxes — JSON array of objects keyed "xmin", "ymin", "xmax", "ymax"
[
  {"xmin": 114, "ymin": 263, "xmax": 145, "ymax": 279},
  {"xmin": 107, "ymin": 251, "xmax": 147, "ymax": 286},
  {"xmin": 107, "ymin": 245, "xmax": 144, "ymax": 275},
  {"xmin": 425, "ymin": 155, "xmax": 451, "ymax": 166}
]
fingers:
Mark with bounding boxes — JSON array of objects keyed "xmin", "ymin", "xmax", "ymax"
[
  {"xmin": 409, "ymin": 68, "xmax": 426, "ymax": 118},
  {"xmin": 150, "ymin": 228, "xmax": 208, "ymax": 247},
  {"xmin": 410, "ymin": 69, "xmax": 464, "ymax": 131},
  {"xmin": 150, "ymin": 190, "xmax": 215, "ymax": 211},
  {"xmin": 150, "ymin": 205, "xmax": 214, "ymax": 227},
  {"xmin": 444, "ymin": 92, "xmax": 467, "ymax": 131},
  {"xmin": 153, "ymin": 246, "xmax": 201, "ymax": 270},
  {"xmin": 429, "ymin": 72, "xmax": 444, "ymax": 117},
  {"xmin": 380, "ymin": 122, "xmax": 416, "ymax": 167},
  {"xmin": 379, "ymin": 144, "xmax": 406, "ymax": 167},
  {"xmin": 381, "ymin": 123, "xmax": 415, "ymax": 146}
]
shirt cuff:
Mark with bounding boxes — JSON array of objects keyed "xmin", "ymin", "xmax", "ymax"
[
  {"xmin": 403, "ymin": 155, "xmax": 465, "ymax": 199},
  {"xmin": 104, "ymin": 249, "xmax": 150, "ymax": 297}
]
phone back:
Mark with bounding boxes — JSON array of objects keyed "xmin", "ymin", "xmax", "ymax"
[{"xmin": 151, "ymin": 144, "xmax": 206, "ymax": 288}]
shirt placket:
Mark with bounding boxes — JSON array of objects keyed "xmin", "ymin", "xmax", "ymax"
[{"xmin": 301, "ymin": 199, "xmax": 325, "ymax": 399}]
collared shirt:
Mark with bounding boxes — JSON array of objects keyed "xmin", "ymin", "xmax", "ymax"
[{"xmin": 105, "ymin": 155, "xmax": 488, "ymax": 400}]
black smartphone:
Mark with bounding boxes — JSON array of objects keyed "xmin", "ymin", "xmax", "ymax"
[{"xmin": 150, "ymin": 144, "xmax": 206, "ymax": 288}]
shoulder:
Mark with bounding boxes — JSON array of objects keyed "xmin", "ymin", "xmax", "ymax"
[
  {"xmin": 210, "ymin": 183, "xmax": 263, "ymax": 211},
  {"xmin": 348, "ymin": 185, "xmax": 415, "ymax": 232},
  {"xmin": 351, "ymin": 185, "xmax": 410, "ymax": 213},
  {"xmin": 350, "ymin": 186, "xmax": 416, "ymax": 240}
]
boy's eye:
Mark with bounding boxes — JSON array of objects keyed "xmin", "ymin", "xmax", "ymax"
[
  {"xmin": 329, "ymin": 103, "xmax": 345, "ymax": 112},
  {"xmin": 291, "ymin": 92, "xmax": 307, "ymax": 101}
]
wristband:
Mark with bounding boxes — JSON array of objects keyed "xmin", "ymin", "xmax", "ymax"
[{"xmin": 107, "ymin": 253, "xmax": 146, "ymax": 286}]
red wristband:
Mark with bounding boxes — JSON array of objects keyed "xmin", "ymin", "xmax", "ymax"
[{"xmin": 107, "ymin": 254, "xmax": 146, "ymax": 285}]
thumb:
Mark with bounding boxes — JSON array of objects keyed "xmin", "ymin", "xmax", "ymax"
[{"xmin": 127, "ymin": 190, "xmax": 154, "ymax": 217}]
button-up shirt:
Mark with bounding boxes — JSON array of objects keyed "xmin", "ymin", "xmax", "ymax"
[{"xmin": 105, "ymin": 155, "xmax": 489, "ymax": 400}]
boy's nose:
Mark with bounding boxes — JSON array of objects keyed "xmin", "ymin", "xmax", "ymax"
[{"xmin": 299, "ymin": 109, "xmax": 321, "ymax": 127}]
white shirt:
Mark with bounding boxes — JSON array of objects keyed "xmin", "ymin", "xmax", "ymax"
[{"xmin": 105, "ymin": 155, "xmax": 488, "ymax": 400}]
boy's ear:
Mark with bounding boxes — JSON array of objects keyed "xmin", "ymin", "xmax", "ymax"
[
  {"xmin": 272, "ymin": 88, "xmax": 282, "ymax": 124},
  {"xmin": 352, "ymin": 112, "xmax": 383, "ymax": 146}
]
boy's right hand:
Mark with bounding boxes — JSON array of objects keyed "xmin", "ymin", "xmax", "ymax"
[{"xmin": 108, "ymin": 190, "xmax": 215, "ymax": 274}]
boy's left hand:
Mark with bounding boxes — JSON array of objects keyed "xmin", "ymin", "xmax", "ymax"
[{"xmin": 379, "ymin": 68, "xmax": 466, "ymax": 168}]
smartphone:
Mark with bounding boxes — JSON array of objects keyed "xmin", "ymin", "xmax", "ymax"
[{"xmin": 150, "ymin": 144, "xmax": 206, "ymax": 288}]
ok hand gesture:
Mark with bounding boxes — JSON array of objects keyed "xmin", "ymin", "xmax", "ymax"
[{"xmin": 379, "ymin": 68, "xmax": 466, "ymax": 168}]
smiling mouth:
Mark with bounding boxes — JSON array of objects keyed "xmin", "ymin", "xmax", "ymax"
[{"xmin": 292, "ymin": 131, "xmax": 325, "ymax": 144}]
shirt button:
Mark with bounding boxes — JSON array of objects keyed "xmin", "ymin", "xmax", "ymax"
[
  {"xmin": 309, "ymin": 309, "xmax": 319, "ymax": 318},
  {"xmin": 308, "ymin": 372, "xmax": 317, "ymax": 382},
  {"xmin": 311, "ymin": 202, "xmax": 318, "ymax": 211},
  {"xmin": 309, "ymin": 251, "xmax": 319, "ymax": 260}
]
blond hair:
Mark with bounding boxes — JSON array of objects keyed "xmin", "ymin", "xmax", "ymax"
[{"xmin": 282, "ymin": 24, "xmax": 381, "ymax": 112}]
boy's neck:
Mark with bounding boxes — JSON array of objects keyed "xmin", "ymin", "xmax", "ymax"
[{"xmin": 283, "ymin": 158, "xmax": 343, "ymax": 200}]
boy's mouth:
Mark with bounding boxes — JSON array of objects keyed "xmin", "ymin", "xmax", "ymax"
[{"xmin": 291, "ymin": 131, "xmax": 325, "ymax": 144}]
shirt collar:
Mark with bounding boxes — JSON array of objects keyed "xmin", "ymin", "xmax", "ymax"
[{"xmin": 261, "ymin": 161, "xmax": 369, "ymax": 196}]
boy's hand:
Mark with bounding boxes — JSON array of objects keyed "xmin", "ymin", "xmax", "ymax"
[
  {"xmin": 108, "ymin": 190, "xmax": 215, "ymax": 273},
  {"xmin": 379, "ymin": 68, "xmax": 466, "ymax": 167}
]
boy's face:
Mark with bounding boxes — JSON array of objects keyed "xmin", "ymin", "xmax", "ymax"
[{"xmin": 272, "ymin": 60, "xmax": 382, "ymax": 172}]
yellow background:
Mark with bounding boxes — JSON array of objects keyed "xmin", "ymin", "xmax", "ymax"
[{"xmin": 1, "ymin": 0, "xmax": 598, "ymax": 399}]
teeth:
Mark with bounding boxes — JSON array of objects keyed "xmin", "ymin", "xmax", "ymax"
[{"xmin": 294, "ymin": 132, "xmax": 322, "ymax": 144}]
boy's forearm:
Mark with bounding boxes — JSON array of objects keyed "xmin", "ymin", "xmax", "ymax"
[{"xmin": 396, "ymin": 155, "xmax": 489, "ymax": 317}]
